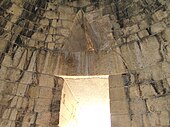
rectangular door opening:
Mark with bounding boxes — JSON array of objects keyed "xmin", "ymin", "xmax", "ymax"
[{"xmin": 59, "ymin": 76, "xmax": 111, "ymax": 127}]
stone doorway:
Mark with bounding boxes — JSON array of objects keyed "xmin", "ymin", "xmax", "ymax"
[{"xmin": 58, "ymin": 76, "xmax": 111, "ymax": 127}]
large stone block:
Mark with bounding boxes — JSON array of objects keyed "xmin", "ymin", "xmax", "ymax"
[
  {"xmin": 36, "ymin": 98, "xmax": 51, "ymax": 106},
  {"xmin": 0, "ymin": 66, "xmax": 7, "ymax": 80},
  {"xmin": 2, "ymin": 109, "xmax": 11, "ymax": 119},
  {"xmin": 109, "ymin": 75, "xmax": 124, "ymax": 88},
  {"xmin": 130, "ymin": 99, "xmax": 146, "ymax": 114},
  {"xmin": 2, "ymin": 55, "xmax": 13, "ymax": 67},
  {"xmin": 109, "ymin": 87, "xmax": 126, "ymax": 101},
  {"xmin": 151, "ymin": 22, "xmax": 166, "ymax": 34},
  {"xmin": 20, "ymin": 72, "xmax": 33, "ymax": 84},
  {"xmin": 22, "ymin": 113, "xmax": 36, "ymax": 126},
  {"xmin": 16, "ymin": 83, "xmax": 28, "ymax": 96},
  {"xmin": 142, "ymin": 114, "xmax": 151, "ymax": 127},
  {"xmin": 34, "ymin": 104, "xmax": 49, "ymax": 113},
  {"xmin": 10, "ymin": 121, "xmax": 15, "ymax": 127},
  {"xmin": 120, "ymin": 42, "xmax": 144, "ymax": 69},
  {"xmin": 165, "ymin": 44, "xmax": 170, "ymax": 62},
  {"xmin": 152, "ymin": 10, "xmax": 168, "ymax": 21},
  {"xmin": 147, "ymin": 96, "xmax": 170, "ymax": 112},
  {"xmin": 162, "ymin": 62, "xmax": 170, "ymax": 78},
  {"xmin": 141, "ymin": 36, "xmax": 161, "ymax": 67},
  {"xmin": 32, "ymin": 32, "xmax": 46, "ymax": 42},
  {"xmin": 126, "ymin": 34, "xmax": 140, "ymax": 43},
  {"xmin": 21, "ymin": 97, "xmax": 28, "ymax": 109},
  {"xmin": 139, "ymin": 20, "xmax": 149, "ymax": 30},
  {"xmin": 129, "ymin": 85, "xmax": 141, "ymax": 99},
  {"xmin": 39, "ymin": 74, "xmax": 54, "ymax": 88},
  {"xmin": 39, "ymin": 87, "xmax": 53, "ymax": 99},
  {"xmin": 7, "ymin": 3, "xmax": 22, "ymax": 16},
  {"xmin": 0, "ymin": 120, "xmax": 12, "ymax": 127},
  {"xmin": 138, "ymin": 30, "xmax": 149, "ymax": 39},
  {"xmin": 36, "ymin": 50, "xmax": 47, "ymax": 73},
  {"xmin": 148, "ymin": 113, "xmax": 160, "ymax": 127},
  {"xmin": 50, "ymin": 112, "xmax": 60, "ymax": 126},
  {"xmin": 140, "ymin": 84, "xmax": 156, "ymax": 98},
  {"xmin": 91, "ymin": 50, "xmax": 126, "ymax": 75},
  {"xmin": 36, "ymin": 112, "xmax": 51, "ymax": 127},
  {"xmin": 136, "ymin": 64, "xmax": 164, "ymax": 82},
  {"xmin": 27, "ymin": 99, "xmax": 35, "ymax": 112},
  {"xmin": 131, "ymin": 114, "xmax": 143, "ymax": 127},
  {"xmin": 10, "ymin": 96, "xmax": 18, "ymax": 108},
  {"xmin": 160, "ymin": 111, "xmax": 169, "ymax": 126},
  {"xmin": 27, "ymin": 51, "xmax": 37, "ymax": 72},
  {"xmin": 16, "ymin": 97, "xmax": 23, "ymax": 109},
  {"xmin": 124, "ymin": 24, "xmax": 139, "ymax": 35},
  {"xmin": 163, "ymin": 27, "xmax": 170, "ymax": 41},
  {"xmin": 9, "ymin": 108, "xmax": 17, "ymax": 121},
  {"xmin": 39, "ymin": 18, "xmax": 49, "ymax": 26},
  {"xmin": 7, "ymin": 68, "xmax": 22, "ymax": 82},
  {"xmin": 12, "ymin": 47, "xmax": 25, "ymax": 69},
  {"xmin": 110, "ymin": 101, "xmax": 129, "ymax": 115},
  {"xmin": 27, "ymin": 86, "xmax": 39, "ymax": 98},
  {"xmin": 111, "ymin": 114, "xmax": 131, "ymax": 127},
  {"xmin": 42, "ymin": 52, "xmax": 59, "ymax": 75}
]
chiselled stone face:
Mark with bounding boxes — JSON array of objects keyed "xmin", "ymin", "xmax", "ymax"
[{"xmin": 0, "ymin": 0, "xmax": 169, "ymax": 127}]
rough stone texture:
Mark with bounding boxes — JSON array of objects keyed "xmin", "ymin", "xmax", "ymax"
[
  {"xmin": 59, "ymin": 81, "xmax": 78, "ymax": 127},
  {"xmin": 0, "ymin": 0, "xmax": 169, "ymax": 127}
]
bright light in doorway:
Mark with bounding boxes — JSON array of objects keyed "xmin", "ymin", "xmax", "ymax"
[
  {"xmin": 76, "ymin": 102, "xmax": 111, "ymax": 127},
  {"xmin": 59, "ymin": 76, "xmax": 111, "ymax": 127}
]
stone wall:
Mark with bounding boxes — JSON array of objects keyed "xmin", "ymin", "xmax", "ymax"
[
  {"xmin": 59, "ymin": 81, "xmax": 78, "ymax": 127},
  {"xmin": 109, "ymin": 75, "xmax": 131, "ymax": 127},
  {"xmin": 0, "ymin": 0, "xmax": 69, "ymax": 126},
  {"xmin": 0, "ymin": 0, "xmax": 169, "ymax": 127},
  {"xmin": 0, "ymin": 69, "xmax": 64, "ymax": 127},
  {"xmin": 109, "ymin": 72, "xmax": 170, "ymax": 127},
  {"xmin": 108, "ymin": 0, "xmax": 170, "ymax": 127}
]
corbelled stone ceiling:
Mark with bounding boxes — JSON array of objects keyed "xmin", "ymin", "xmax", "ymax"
[{"xmin": 0, "ymin": 0, "xmax": 170, "ymax": 127}]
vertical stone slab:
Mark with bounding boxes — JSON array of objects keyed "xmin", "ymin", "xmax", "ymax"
[
  {"xmin": 49, "ymin": 77, "xmax": 64, "ymax": 127},
  {"xmin": 59, "ymin": 79, "xmax": 78, "ymax": 127},
  {"xmin": 109, "ymin": 75, "xmax": 131, "ymax": 127}
]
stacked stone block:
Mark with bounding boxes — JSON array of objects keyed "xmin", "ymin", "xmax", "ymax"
[
  {"xmin": 59, "ymin": 81, "xmax": 78, "ymax": 127},
  {"xmin": 109, "ymin": 75, "xmax": 131, "ymax": 127},
  {"xmin": 0, "ymin": 0, "xmax": 70, "ymax": 126},
  {"xmin": 108, "ymin": 0, "xmax": 170, "ymax": 126}
]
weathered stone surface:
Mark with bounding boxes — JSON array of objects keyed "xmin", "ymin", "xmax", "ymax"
[
  {"xmin": 110, "ymin": 76, "xmax": 123, "ymax": 87},
  {"xmin": 141, "ymin": 36, "xmax": 161, "ymax": 67},
  {"xmin": 159, "ymin": 111, "xmax": 169, "ymax": 126},
  {"xmin": 110, "ymin": 101, "xmax": 129, "ymax": 115},
  {"xmin": 111, "ymin": 115, "xmax": 131, "ymax": 127},
  {"xmin": 16, "ymin": 84, "xmax": 27, "ymax": 96},
  {"xmin": 147, "ymin": 96, "xmax": 170, "ymax": 112},
  {"xmin": 36, "ymin": 112, "xmax": 51, "ymax": 127},
  {"xmin": 39, "ymin": 74, "xmax": 54, "ymax": 87},
  {"xmin": 151, "ymin": 22, "xmax": 166, "ymax": 34},
  {"xmin": 0, "ymin": 0, "xmax": 169, "ymax": 127},
  {"xmin": 138, "ymin": 30, "xmax": 149, "ymax": 39},
  {"xmin": 109, "ymin": 87, "xmax": 126, "ymax": 101},
  {"xmin": 9, "ymin": 109, "xmax": 17, "ymax": 121},
  {"xmin": 39, "ymin": 87, "xmax": 53, "ymax": 99},
  {"xmin": 28, "ymin": 86, "xmax": 39, "ymax": 98},
  {"xmin": 130, "ymin": 99, "xmax": 146, "ymax": 114},
  {"xmin": 140, "ymin": 83, "xmax": 156, "ymax": 98}
]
